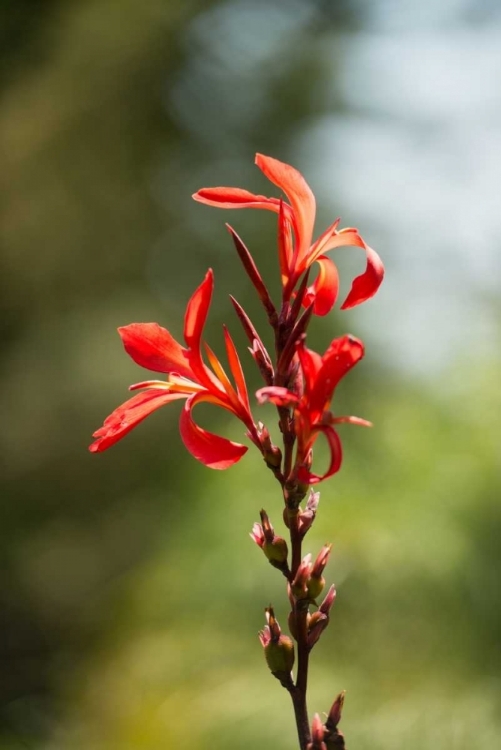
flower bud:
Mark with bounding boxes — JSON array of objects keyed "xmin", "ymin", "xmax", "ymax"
[
  {"xmin": 250, "ymin": 510, "xmax": 289, "ymax": 574},
  {"xmin": 326, "ymin": 691, "xmax": 345, "ymax": 732},
  {"xmin": 299, "ymin": 490, "xmax": 320, "ymax": 536},
  {"xmin": 307, "ymin": 713, "xmax": 327, "ymax": 750},
  {"xmin": 307, "ymin": 544, "xmax": 332, "ymax": 599},
  {"xmin": 259, "ymin": 607, "xmax": 295, "ymax": 685},
  {"xmin": 291, "ymin": 554, "xmax": 312, "ymax": 599},
  {"xmin": 258, "ymin": 422, "xmax": 282, "ymax": 469},
  {"xmin": 307, "ymin": 585, "xmax": 336, "ymax": 649}
]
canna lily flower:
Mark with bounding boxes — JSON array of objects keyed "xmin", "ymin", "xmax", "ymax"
[
  {"xmin": 90, "ymin": 270, "xmax": 259, "ymax": 469},
  {"xmin": 193, "ymin": 154, "xmax": 384, "ymax": 316},
  {"xmin": 256, "ymin": 335, "xmax": 370, "ymax": 484}
]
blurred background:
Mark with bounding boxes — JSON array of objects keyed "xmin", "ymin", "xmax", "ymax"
[{"xmin": 1, "ymin": 1, "xmax": 501, "ymax": 748}]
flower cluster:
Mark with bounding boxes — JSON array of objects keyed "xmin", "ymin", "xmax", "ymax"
[{"xmin": 90, "ymin": 153, "xmax": 383, "ymax": 491}]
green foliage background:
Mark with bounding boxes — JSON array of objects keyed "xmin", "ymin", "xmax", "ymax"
[{"xmin": 1, "ymin": 2, "xmax": 500, "ymax": 748}]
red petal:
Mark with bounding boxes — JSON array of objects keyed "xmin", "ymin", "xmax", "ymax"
[
  {"xmin": 193, "ymin": 187, "xmax": 282, "ymax": 212},
  {"xmin": 255, "ymin": 154, "xmax": 316, "ymax": 264},
  {"xmin": 341, "ymin": 242, "xmax": 385, "ymax": 310},
  {"xmin": 278, "ymin": 199, "xmax": 294, "ymax": 283},
  {"xmin": 296, "ymin": 341, "xmax": 323, "ymax": 396},
  {"xmin": 302, "ymin": 255, "xmax": 340, "ymax": 316},
  {"xmin": 183, "ymin": 270, "xmax": 222, "ymax": 392},
  {"xmin": 309, "ymin": 227, "xmax": 384, "ymax": 310},
  {"xmin": 255, "ymin": 386, "xmax": 299, "ymax": 407},
  {"xmin": 179, "ymin": 393, "xmax": 248, "ymax": 469},
  {"xmin": 224, "ymin": 326, "xmax": 251, "ymax": 416},
  {"xmin": 89, "ymin": 389, "xmax": 186, "ymax": 452},
  {"xmin": 184, "ymin": 269, "xmax": 213, "ymax": 351},
  {"xmin": 299, "ymin": 425, "xmax": 342, "ymax": 485},
  {"xmin": 119, "ymin": 324, "xmax": 191, "ymax": 379},
  {"xmin": 309, "ymin": 335, "xmax": 364, "ymax": 417}
]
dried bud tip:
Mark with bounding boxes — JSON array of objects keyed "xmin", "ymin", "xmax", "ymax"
[
  {"xmin": 259, "ymin": 509, "xmax": 274, "ymax": 541},
  {"xmin": 265, "ymin": 606, "xmax": 281, "ymax": 641}
]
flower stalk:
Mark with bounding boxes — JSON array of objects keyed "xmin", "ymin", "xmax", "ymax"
[{"xmin": 90, "ymin": 153, "xmax": 383, "ymax": 749}]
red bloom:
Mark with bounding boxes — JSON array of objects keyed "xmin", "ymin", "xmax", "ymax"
[
  {"xmin": 90, "ymin": 270, "xmax": 258, "ymax": 469},
  {"xmin": 256, "ymin": 335, "xmax": 370, "ymax": 484},
  {"xmin": 193, "ymin": 154, "xmax": 384, "ymax": 316}
]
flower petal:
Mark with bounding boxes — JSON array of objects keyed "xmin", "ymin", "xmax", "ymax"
[
  {"xmin": 278, "ymin": 199, "xmax": 294, "ymax": 283},
  {"xmin": 193, "ymin": 187, "xmax": 282, "ymax": 212},
  {"xmin": 340, "ymin": 242, "xmax": 385, "ymax": 310},
  {"xmin": 183, "ymin": 270, "xmax": 223, "ymax": 392},
  {"xmin": 296, "ymin": 341, "xmax": 323, "ymax": 396},
  {"xmin": 298, "ymin": 425, "xmax": 342, "ymax": 485},
  {"xmin": 255, "ymin": 154, "xmax": 316, "ymax": 264},
  {"xmin": 308, "ymin": 227, "xmax": 384, "ymax": 310},
  {"xmin": 179, "ymin": 393, "xmax": 248, "ymax": 469},
  {"xmin": 119, "ymin": 323, "xmax": 191, "ymax": 379},
  {"xmin": 89, "ymin": 389, "xmax": 186, "ymax": 453},
  {"xmin": 184, "ymin": 269, "xmax": 213, "ymax": 351},
  {"xmin": 223, "ymin": 326, "xmax": 251, "ymax": 416},
  {"xmin": 309, "ymin": 335, "xmax": 364, "ymax": 417},
  {"xmin": 256, "ymin": 386, "xmax": 299, "ymax": 407},
  {"xmin": 302, "ymin": 255, "xmax": 340, "ymax": 316}
]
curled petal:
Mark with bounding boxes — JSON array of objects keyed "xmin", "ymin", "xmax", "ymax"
[
  {"xmin": 179, "ymin": 393, "xmax": 248, "ymax": 469},
  {"xmin": 256, "ymin": 386, "xmax": 299, "ymax": 407},
  {"xmin": 330, "ymin": 415, "xmax": 372, "ymax": 427},
  {"xmin": 309, "ymin": 228, "xmax": 384, "ymax": 310},
  {"xmin": 193, "ymin": 187, "xmax": 282, "ymax": 212},
  {"xmin": 298, "ymin": 425, "xmax": 342, "ymax": 485},
  {"xmin": 255, "ymin": 154, "xmax": 316, "ymax": 264},
  {"xmin": 341, "ymin": 242, "xmax": 385, "ymax": 310},
  {"xmin": 89, "ymin": 389, "xmax": 186, "ymax": 453},
  {"xmin": 302, "ymin": 255, "xmax": 340, "ymax": 316},
  {"xmin": 119, "ymin": 323, "xmax": 191, "ymax": 379}
]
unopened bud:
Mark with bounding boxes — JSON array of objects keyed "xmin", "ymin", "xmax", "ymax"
[
  {"xmin": 258, "ymin": 423, "xmax": 282, "ymax": 469},
  {"xmin": 299, "ymin": 490, "xmax": 320, "ymax": 536},
  {"xmin": 307, "ymin": 585, "xmax": 336, "ymax": 648},
  {"xmin": 319, "ymin": 584, "xmax": 337, "ymax": 615},
  {"xmin": 307, "ymin": 713, "xmax": 327, "ymax": 750},
  {"xmin": 259, "ymin": 607, "xmax": 295, "ymax": 685},
  {"xmin": 324, "ymin": 691, "xmax": 346, "ymax": 749},
  {"xmin": 250, "ymin": 340, "xmax": 275, "ymax": 384},
  {"xmin": 288, "ymin": 608, "xmax": 311, "ymax": 641},
  {"xmin": 250, "ymin": 510, "xmax": 289, "ymax": 574},
  {"xmin": 291, "ymin": 554, "xmax": 312, "ymax": 599},
  {"xmin": 326, "ymin": 691, "xmax": 345, "ymax": 732},
  {"xmin": 307, "ymin": 544, "xmax": 332, "ymax": 599}
]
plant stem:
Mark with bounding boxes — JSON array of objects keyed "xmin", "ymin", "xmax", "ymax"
[
  {"xmin": 290, "ymin": 686, "xmax": 310, "ymax": 750},
  {"xmin": 288, "ymin": 509, "xmax": 311, "ymax": 749}
]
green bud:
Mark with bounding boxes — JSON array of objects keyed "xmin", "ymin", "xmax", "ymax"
[
  {"xmin": 307, "ymin": 574, "xmax": 325, "ymax": 600},
  {"xmin": 263, "ymin": 536, "xmax": 288, "ymax": 565},
  {"xmin": 264, "ymin": 634, "xmax": 295, "ymax": 674}
]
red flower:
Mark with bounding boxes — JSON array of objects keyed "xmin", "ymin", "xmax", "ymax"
[
  {"xmin": 193, "ymin": 154, "xmax": 384, "ymax": 316},
  {"xmin": 90, "ymin": 270, "xmax": 258, "ymax": 469},
  {"xmin": 256, "ymin": 335, "xmax": 370, "ymax": 484}
]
